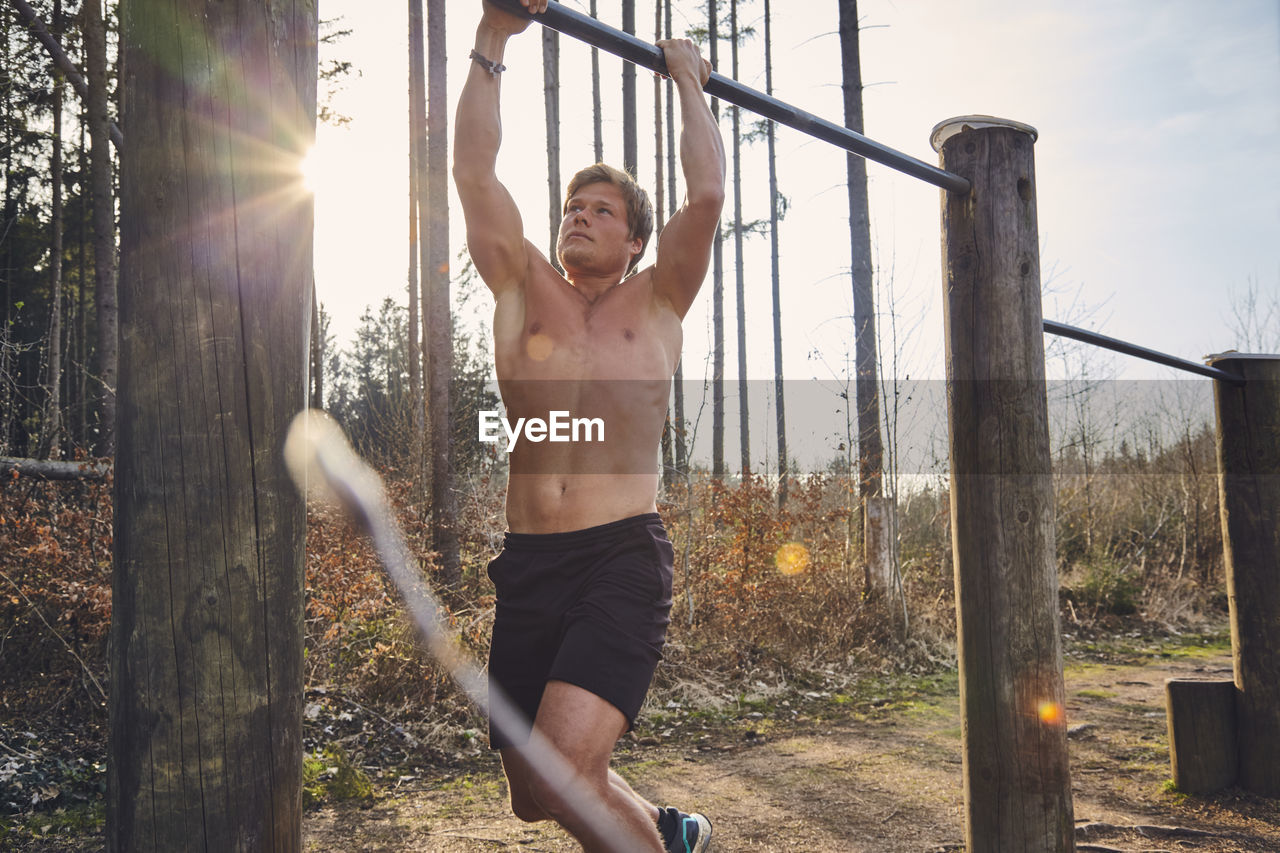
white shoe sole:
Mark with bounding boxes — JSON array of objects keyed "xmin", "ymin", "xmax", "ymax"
[{"xmin": 683, "ymin": 813, "xmax": 712, "ymax": 853}]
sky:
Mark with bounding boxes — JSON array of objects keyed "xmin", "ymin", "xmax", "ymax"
[{"xmin": 308, "ymin": 0, "xmax": 1279, "ymax": 469}]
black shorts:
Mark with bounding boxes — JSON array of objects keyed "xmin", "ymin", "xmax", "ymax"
[{"xmin": 486, "ymin": 513, "xmax": 675, "ymax": 750}]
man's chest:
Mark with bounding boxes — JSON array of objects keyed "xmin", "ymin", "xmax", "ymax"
[{"xmin": 495, "ymin": 280, "xmax": 680, "ymax": 382}]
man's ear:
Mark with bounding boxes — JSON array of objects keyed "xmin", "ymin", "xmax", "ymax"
[{"xmin": 628, "ymin": 236, "xmax": 643, "ymax": 262}]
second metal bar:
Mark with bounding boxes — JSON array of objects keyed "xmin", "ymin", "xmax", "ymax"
[
  {"xmin": 489, "ymin": 0, "xmax": 970, "ymax": 194},
  {"xmin": 1043, "ymin": 319, "xmax": 1245, "ymax": 385}
]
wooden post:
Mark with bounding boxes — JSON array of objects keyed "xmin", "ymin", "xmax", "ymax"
[
  {"xmin": 109, "ymin": 1, "xmax": 317, "ymax": 850},
  {"xmin": 1165, "ymin": 678, "xmax": 1238, "ymax": 793},
  {"xmin": 934, "ymin": 116, "xmax": 1074, "ymax": 851},
  {"xmin": 1209, "ymin": 353, "xmax": 1280, "ymax": 797}
]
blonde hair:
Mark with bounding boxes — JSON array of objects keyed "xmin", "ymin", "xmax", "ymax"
[{"xmin": 564, "ymin": 163, "xmax": 654, "ymax": 274}]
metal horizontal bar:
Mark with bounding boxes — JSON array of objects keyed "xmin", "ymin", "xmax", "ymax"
[
  {"xmin": 1043, "ymin": 320, "xmax": 1246, "ymax": 386},
  {"xmin": 488, "ymin": 0, "xmax": 970, "ymax": 193}
]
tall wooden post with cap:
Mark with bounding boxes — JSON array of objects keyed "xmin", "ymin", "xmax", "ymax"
[
  {"xmin": 934, "ymin": 116, "xmax": 1075, "ymax": 851},
  {"xmin": 1210, "ymin": 352, "xmax": 1280, "ymax": 797}
]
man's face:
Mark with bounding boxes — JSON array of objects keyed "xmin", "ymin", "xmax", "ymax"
[{"xmin": 556, "ymin": 182, "xmax": 642, "ymax": 277}]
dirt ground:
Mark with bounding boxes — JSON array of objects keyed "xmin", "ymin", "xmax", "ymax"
[{"xmin": 302, "ymin": 641, "xmax": 1280, "ymax": 852}]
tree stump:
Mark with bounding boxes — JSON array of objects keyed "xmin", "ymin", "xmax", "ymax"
[{"xmin": 1166, "ymin": 678, "xmax": 1238, "ymax": 794}]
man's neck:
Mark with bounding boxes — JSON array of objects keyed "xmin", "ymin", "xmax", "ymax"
[{"xmin": 566, "ymin": 271, "xmax": 625, "ymax": 303}]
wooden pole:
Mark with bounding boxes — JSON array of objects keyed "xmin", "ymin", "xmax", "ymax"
[
  {"xmin": 934, "ymin": 116, "xmax": 1074, "ymax": 851},
  {"xmin": 109, "ymin": 1, "xmax": 316, "ymax": 849},
  {"xmin": 1165, "ymin": 678, "xmax": 1238, "ymax": 793},
  {"xmin": 1210, "ymin": 353, "xmax": 1280, "ymax": 797}
]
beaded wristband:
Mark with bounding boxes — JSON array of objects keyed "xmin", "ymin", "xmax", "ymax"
[{"xmin": 469, "ymin": 49, "xmax": 506, "ymax": 77}]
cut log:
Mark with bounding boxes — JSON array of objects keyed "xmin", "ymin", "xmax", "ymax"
[
  {"xmin": 1165, "ymin": 678, "xmax": 1237, "ymax": 794},
  {"xmin": 0, "ymin": 456, "xmax": 111, "ymax": 481}
]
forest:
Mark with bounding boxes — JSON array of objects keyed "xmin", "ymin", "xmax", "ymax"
[{"xmin": 1, "ymin": 0, "xmax": 1276, "ymax": 849}]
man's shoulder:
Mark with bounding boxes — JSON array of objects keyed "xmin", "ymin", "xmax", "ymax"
[{"xmin": 630, "ymin": 263, "xmax": 684, "ymax": 317}]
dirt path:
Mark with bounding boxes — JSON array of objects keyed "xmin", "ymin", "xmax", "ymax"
[{"xmin": 303, "ymin": 643, "xmax": 1280, "ymax": 852}]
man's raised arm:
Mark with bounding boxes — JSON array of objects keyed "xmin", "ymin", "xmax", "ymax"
[
  {"xmin": 651, "ymin": 39, "xmax": 726, "ymax": 318},
  {"xmin": 453, "ymin": 1, "xmax": 547, "ymax": 295}
]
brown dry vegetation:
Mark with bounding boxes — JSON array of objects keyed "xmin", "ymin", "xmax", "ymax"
[{"xmin": 0, "ymin": 425, "xmax": 1251, "ymax": 850}]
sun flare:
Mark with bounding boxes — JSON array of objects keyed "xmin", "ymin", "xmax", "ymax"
[{"xmin": 299, "ymin": 144, "xmax": 327, "ymax": 195}]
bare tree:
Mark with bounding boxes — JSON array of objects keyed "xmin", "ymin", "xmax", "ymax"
[
  {"xmin": 1226, "ymin": 277, "xmax": 1280, "ymax": 352},
  {"xmin": 425, "ymin": 0, "xmax": 459, "ymax": 584},
  {"xmin": 40, "ymin": 0, "xmax": 64, "ymax": 457},
  {"xmin": 656, "ymin": 0, "xmax": 676, "ymax": 485},
  {"xmin": 708, "ymin": 0, "xmax": 725, "ymax": 480},
  {"xmin": 84, "ymin": 0, "xmax": 116, "ymax": 456},
  {"xmin": 590, "ymin": 0, "xmax": 603, "ymax": 162},
  {"xmin": 543, "ymin": 27, "xmax": 562, "ymax": 272},
  {"xmin": 764, "ymin": 0, "xmax": 787, "ymax": 504},
  {"xmin": 837, "ymin": 0, "xmax": 882, "ymax": 500},
  {"xmin": 622, "ymin": 0, "xmax": 637, "ymax": 175},
  {"xmin": 730, "ymin": 0, "xmax": 748, "ymax": 474},
  {"xmin": 408, "ymin": 0, "xmax": 425, "ymax": 432},
  {"xmin": 665, "ymin": 0, "xmax": 687, "ymax": 476}
]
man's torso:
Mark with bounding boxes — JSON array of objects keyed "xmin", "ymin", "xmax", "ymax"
[{"xmin": 494, "ymin": 244, "xmax": 681, "ymax": 533}]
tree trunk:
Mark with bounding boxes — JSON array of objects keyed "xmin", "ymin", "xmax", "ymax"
[
  {"xmin": 108, "ymin": 2, "xmax": 317, "ymax": 850},
  {"xmin": 621, "ymin": 0, "xmax": 636, "ymax": 176},
  {"xmin": 425, "ymin": 0, "xmax": 459, "ymax": 585},
  {"xmin": 84, "ymin": 0, "xmax": 116, "ymax": 456},
  {"xmin": 42, "ymin": 0, "xmax": 64, "ymax": 458},
  {"xmin": 655, "ymin": 0, "xmax": 675, "ymax": 488},
  {"xmin": 408, "ymin": 0, "xmax": 426, "ymax": 444},
  {"xmin": 1, "ymin": 8, "xmax": 12, "ymax": 454},
  {"xmin": 10, "ymin": 0, "xmax": 123, "ymax": 147},
  {"xmin": 709, "ymin": 0, "xmax": 725, "ymax": 481},
  {"xmin": 764, "ymin": 0, "xmax": 786, "ymax": 505},
  {"xmin": 309, "ymin": 280, "xmax": 324, "ymax": 410},
  {"xmin": 590, "ymin": 0, "xmax": 602, "ymax": 163},
  {"xmin": 1, "ymin": 454, "xmax": 111, "ymax": 480},
  {"xmin": 665, "ymin": 0, "xmax": 685, "ymax": 477},
  {"xmin": 543, "ymin": 27, "xmax": 562, "ymax": 272},
  {"xmin": 77, "ymin": 110, "xmax": 89, "ymax": 446},
  {"xmin": 837, "ymin": 0, "xmax": 882, "ymax": 501},
  {"xmin": 730, "ymin": 0, "xmax": 748, "ymax": 475}
]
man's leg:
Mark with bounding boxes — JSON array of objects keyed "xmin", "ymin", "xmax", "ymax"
[
  {"xmin": 502, "ymin": 755, "xmax": 659, "ymax": 828},
  {"xmin": 499, "ymin": 680, "xmax": 664, "ymax": 852}
]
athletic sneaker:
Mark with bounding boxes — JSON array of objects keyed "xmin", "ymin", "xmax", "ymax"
[{"xmin": 658, "ymin": 806, "xmax": 713, "ymax": 853}]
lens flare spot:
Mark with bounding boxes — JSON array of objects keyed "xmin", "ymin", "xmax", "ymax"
[
  {"xmin": 526, "ymin": 333, "xmax": 554, "ymax": 362},
  {"xmin": 298, "ymin": 145, "xmax": 321, "ymax": 194},
  {"xmin": 1037, "ymin": 701, "xmax": 1064, "ymax": 726},
  {"xmin": 775, "ymin": 542, "xmax": 810, "ymax": 576}
]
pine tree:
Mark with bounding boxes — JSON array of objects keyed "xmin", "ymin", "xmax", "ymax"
[
  {"xmin": 730, "ymin": 0, "xmax": 748, "ymax": 475},
  {"xmin": 764, "ymin": 0, "xmax": 787, "ymax": 504},
  {"xmin": 425, "ymin": 0, "xmax": 459, "ymax": 585},
  {"xmin": 837, "ymin": 0, "xmax": 882, "ymax": 500}
]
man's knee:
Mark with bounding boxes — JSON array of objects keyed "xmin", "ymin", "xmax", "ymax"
[
  {"xmin": 525, "ymin": 769, "xmax": 613, "ymax": 828},
  {"xmin": 509, "ymin": 787, "xmax": 549, "ymax": 824},
  {"xmin": 503, "ymin": 763, "xmax": 551, "ymax": 823}
]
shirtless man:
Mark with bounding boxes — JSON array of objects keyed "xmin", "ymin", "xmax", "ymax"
[{"xmin": 453, "ymin": 1, "xmax": 724, "ymax": 850}]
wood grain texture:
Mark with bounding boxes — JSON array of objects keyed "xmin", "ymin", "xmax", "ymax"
[
  {"xmin": 1165, "ymin": 678, "xmax": 1238, "ymax": 793},
  {"xmin": 1213, "ymin": 356, "xmax": 1280, "ymax": 797},
  {"xmin": 108, "ymin": 2, "xmax": 317, "ymax": 850},
  {"xmin": 939, "ymin": 122, "xmax": 1074, "ymax": 851}
]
